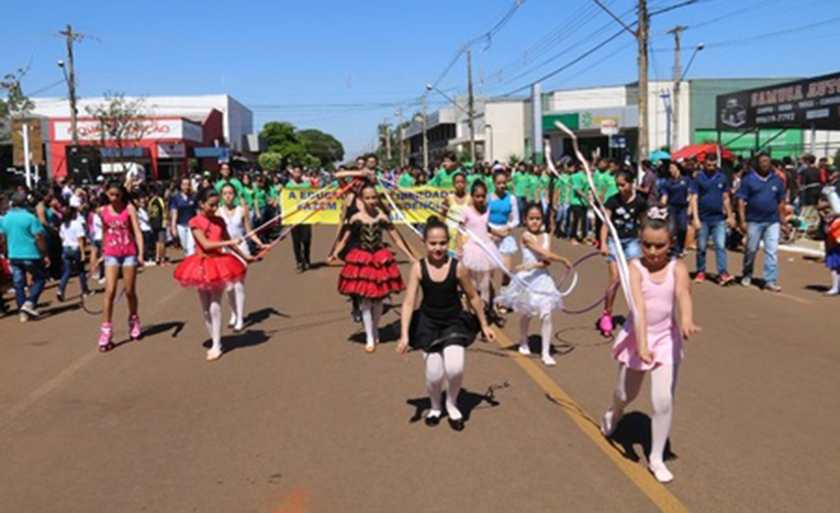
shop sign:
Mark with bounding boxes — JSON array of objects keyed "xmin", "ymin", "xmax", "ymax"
[
  {"xmin": 158, "ymin": 143, "xmax": 186, "ymax": 159},
  {"xmin": 54, "ymin": 118, "xmax": 204, "ymax": 142},
  {"xmin": 716, "ymin": 72, "xmax": 840, "ymax": 130}
]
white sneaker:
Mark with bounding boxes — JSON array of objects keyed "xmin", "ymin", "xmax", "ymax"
[
  {"xmin": 542, "ymin": 355, "xmax": 557, "ymax": 366},
  {"xmin": 740, "ymin": 276, "xmax": 752, "ymax": 288},
  {"xmin": 19, "ymin": 312, "xmax": 28, "ymax": 323},
  {"xmin": 20, "ymin": 302, "xmax": 40, "ymax": 318},
  {"xmin": 518, "ymin": 344, "xmax": 532, "ymax": 356}
]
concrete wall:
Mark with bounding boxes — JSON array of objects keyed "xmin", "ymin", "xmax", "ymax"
[{"xmin": 484, "ymin": 100, "xmax": 526, "ymax": 163}]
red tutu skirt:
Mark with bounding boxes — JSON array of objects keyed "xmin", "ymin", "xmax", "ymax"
[
  {"xmin": 174, "ymin": 253, "xmax": 246, "ymax": 290},
  {"xmin": 338, "ymin": 247, "xmax": 404, "ymax": 299},
  {"xmin": 0, "ymin": 257, "xmax": 10, "ymax": 285}
]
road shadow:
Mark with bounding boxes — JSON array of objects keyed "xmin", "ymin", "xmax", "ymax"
[
  {"xmin": 202, "ymin": 328, "xmax": 276, "ymax": 354},
  {"xmin": 242, "ymin": 307, "xmax": 289, "ymax": 329},
  {"xmin": 143, "ymin": 321, "xmax": 185, "ymax": 338},
  {"xmin": 406, "ymin": 383, "xmax": 507, "ymax": 424},
  {"xmin": 348, "ymin": 319, "xmax": 400, "ymax": 345},
  {"xmin": 805, "ymin": 284, "xmax": 830, "ymax": 293},
  {"xmin": 518, "ymin": 334, "xmax": 574, "ymax": 358},
  {"xmin": 607, "ymin": 411, "xmax": 677, "ymax": 464},
  {"xmin": 40, "ymin": 302, "xmax": 83, "ymax": 318}
]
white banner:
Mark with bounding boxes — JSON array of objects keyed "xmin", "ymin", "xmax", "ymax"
[{"xmin": 54, "ymin": 119, "xmax": 203, "ymax": 143}]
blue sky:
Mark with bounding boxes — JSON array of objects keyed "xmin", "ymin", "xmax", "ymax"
[{"xmin": 3, "ymin": 0, "xmax": 839, "ymax": 158}]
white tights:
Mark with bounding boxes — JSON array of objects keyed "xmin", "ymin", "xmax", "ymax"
[
  {"xmin": 198, "ymin": 288, "xmax": 225, "ymax": 355},
  {"xmin": 470, "ymin": 270, "xmax": 491, "ymax": 305},
  {"xmin": 360, "ymin": 298, "xmax": 383, "ymax": 349},
  {"xmin": 423, "ymin": 346, "xmax": 465, "ymax": 420},
  {"xmin": 607, "ymin": 363, "xmax": 679, "ymax": 468},
  {"xmin": 226, "ymin": 280, "xmax": 246, "ymax": 329},
  {"xmin": 518, "ymin": 311, "xmax": 555, "ymax": 364}
]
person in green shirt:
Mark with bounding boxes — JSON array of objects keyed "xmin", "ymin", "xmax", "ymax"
[
  {"xmin": 240, "ymin": 173, "xmax": 256, "ymax": 210},
  {"xmin": 429, "ymin": 151, "xmax": 459, "ymax": 189},
  {"xmin": 568, "ymin": 165, "xmax": 591, "ymax": 244},
  {"xmin": 397, "ymin": 168, "xmax": 415, "ymax": 188},
  {"xmin": 214, "ymin": 163, "xmax": 245, "ymax": 198},
  {"xmin": 466, "ymin": 167, "xmax": 484, "ymax": 191},
  {"xmin": 553, "ymin": 168, "xmax": 572, "ymax": 238},
  {"xmin": 511, "ymin": 163, "xmax": 530, "ymax": 217},
  {"xmin": 483, "ymin": 166, "xmax": 497, "ymax": 196}
]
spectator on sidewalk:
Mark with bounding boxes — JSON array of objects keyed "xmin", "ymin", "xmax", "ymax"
[
  {"xmin": 689, "ymin": 153, "xmax": 736, "ymax": 285},
  {"xmin": 738, "ymin": 154, "xmax": 788, "ymax": 292},
  {"xmin": 0, "ymin": 192, "xmax": 50, "ymax": 321},
  {"xmin": 799, "ymin": 154, "xmax": 823, "ymax": 228}
]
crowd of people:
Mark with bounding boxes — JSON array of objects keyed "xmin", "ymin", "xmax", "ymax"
[{"xmin": 1, "ymin": 147, "xmax": 839, "ymax": 482}]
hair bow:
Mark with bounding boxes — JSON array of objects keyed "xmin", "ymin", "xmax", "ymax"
[{"xmin": 648, "ymin": 206, "xmax": 669, "ymax": 220}]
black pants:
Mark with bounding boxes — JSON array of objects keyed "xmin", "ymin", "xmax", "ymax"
[
  {"xmin": 569, "ymin": 205, "xmax": 588, "ymax": 242},
  {"xmin": 291, "ymin": 224, "xmax": 311, "ymax": 265}
]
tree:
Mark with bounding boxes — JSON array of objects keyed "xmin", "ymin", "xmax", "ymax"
[
  {"xmin": 261, "ymin": 121, "xmax": 308, "ymax": 167},
  {"xmin": 0, "ymin": 67, "xmax": 35, "ymax": 142},
  {"xmin": 258, "ymin": 152, "xmax": 284, "ymax": 172},
  {"xmin": 297, "ymin": 129, "xmax": 344, "ymax": 168},
  {"xmin": 85, "ymin": 92, "xmax": 151, "ymax": 177}
]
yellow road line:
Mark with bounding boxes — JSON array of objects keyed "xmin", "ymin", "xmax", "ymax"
[{"xmin": 493, "ymin": 329, "xmax": 689, "ymax": 513}]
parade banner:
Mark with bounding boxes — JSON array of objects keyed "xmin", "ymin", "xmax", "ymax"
[{"xmin": 281, "ymin": 186, "xmax": 450, "ymax": 225}]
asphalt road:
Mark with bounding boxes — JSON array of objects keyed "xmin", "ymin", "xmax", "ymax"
[{"xmin": 1, "ymin": 227, "xmax": 838, "ymax": 512}]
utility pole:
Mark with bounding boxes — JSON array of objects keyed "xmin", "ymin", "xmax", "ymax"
[
  {"xmin": 422, "ymin": 94, "xmax": 429, "ymax": 170},
  {"xmin": 396, "ymin": 107, "xmax": 405, "ymax": 168},
  {"xmin": 637, "ymin": 0, "xmax": 650, "ymax": 161},
  {"xmin": 60, "ymin": 24, "xmax": 82, "ymax": 146},
  {"xmin": 668, "ymin": 25, "xmax": 687, "ymax": 152},
  {"xmin": 466, "ymin": 49, "xmax": 476, "ymax": 163},
  {"xmin": 385, "ymin": 121, "xmax": 392, "ymax": 165}
]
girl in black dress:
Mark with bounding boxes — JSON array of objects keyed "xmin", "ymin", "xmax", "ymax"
[{"xmin": 397, "ymin": 217, "xmax": 495, "ymax": 431}]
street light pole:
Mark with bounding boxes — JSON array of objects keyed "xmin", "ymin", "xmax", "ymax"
[
  {"xmin": 422, "ymin": 93, "xmax": 429, "ymax": 170},
  {"xmin": 396, "ymin": 107, "xmax": 404, "ymax": 167},
  {"xmin": 668, "ymin": 25, "xmax": 687, "ymax": 151},
  {"xmin": 467, "ymin": 49, "xmax": 476, "ymax": 163}
]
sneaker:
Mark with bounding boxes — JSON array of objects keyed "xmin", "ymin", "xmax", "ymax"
[
  {"xmin": 19, "ymin": 312, "xmax": 28, "ymax": 323},
  {"xmin": 351, "ymin": 309, "xmax": 362, "ymax": 323},
  {"xmin": 599, "ymin": 310, "xmax": 614, "ymax": 337},
  {"xmin": 128, "ymin": 314, "xmax": 142, "ymax": 340},
  {"xmin": 56, "ymin": 290, "xmax": 65, "ymax": 302},
  {"xmin": 718, "ymin": 273, "xmax": 735, "ymax": 286},
  {"xmin": 694, "ymin": 272, "xmax": 706, "ymax": 284},
  {"xmin": 98, "ymin": 323, "xmax": 114, "ymax": 352},
  {"xmin": 20, "ymin": 302, "xmax": 40, "ymax": 318},
  {"xmin": 741, "ymin": 276, "xmax": 752, "ymax": 288},
  {"xmin": 97, "ymin": 277, "xmax": 106, "ymax": 285},
  {"xmin": 764, "ymin": 282, "xmax": 781, "ymax": 293},
  {"xmin": 144, "ymin": 261, "xmax": 157, "ymax": 267}
]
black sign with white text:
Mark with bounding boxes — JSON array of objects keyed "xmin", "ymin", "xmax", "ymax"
[{"xmin": 716, "ymin": 72, "xmax": 840, "ymax": 130}]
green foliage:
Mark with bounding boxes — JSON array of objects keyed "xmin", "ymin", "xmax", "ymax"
[
  {"xmin": 258, "ymin": 152, "xmax": 284, "ymax": 171},
  {"xmin": 508, "ymin": 153, "xmax": 521, "ymax": 165},
  {"xmin": 834, "ymin": 148, "xmax": 840, "ymax": 167},
  {"xmin": 260, "ymin": 121, "xmax": 344, "ymax": 169},
  {"xmin": 0, "ymin": 67, "xmax": 35, "ymax": 141},
  {"xmin": 297, "ymin": 129, "xmax": 344, "ymax": 168}
]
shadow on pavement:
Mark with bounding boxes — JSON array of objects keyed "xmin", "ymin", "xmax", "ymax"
[
  {"xmin": 243, "ymin": 307, "xmax": 289, "ymax": 329},
  {"xmin": 406, "ymin": 383, "xmax": 507, "ymax": 424},
  {"xmin": 143, "ymin": 321, "xmax": 186, "ymax": 338},
  {"xmin": 609, "ymin": 411, "xmax": 676, "ymax": 464},
  {"xmin": 348, "ymin": 319, "xmax": 400, "ymax": 345},
  {"xmin": 202, "ymin": 329, "xmax": 276, "ymax": 353}
]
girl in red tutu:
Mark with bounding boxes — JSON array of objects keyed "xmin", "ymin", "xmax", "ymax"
[
  {"xmin": 174, "ymin": 187, "xmax": 257, "ymax": 361},
  {"xmin": 335, "ymin": 183, "xmax": 417, "ymax": 353}
]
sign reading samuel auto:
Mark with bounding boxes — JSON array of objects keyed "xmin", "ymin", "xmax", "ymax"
[
  {"xmin": 54, "ymin": 119, "xmax": 204, "ymax": 142},
  {"xmin": 716, "ymin": 72, "xmax": 840, "ymax": 130}
]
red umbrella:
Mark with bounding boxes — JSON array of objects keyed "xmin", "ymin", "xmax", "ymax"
[{"xmin": 671, "ymin": 143, "xmax": 735, "ymax": 162}]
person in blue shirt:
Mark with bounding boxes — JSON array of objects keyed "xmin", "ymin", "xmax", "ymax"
[
  {"xmin": 659, "ymin": 163, "xmax": 691, "ymax": 257},
  {"xmin": 689, "ymin": 154, "xmax": 736, "ymax": 285},
  {"xmin": 169, "ymin": 177, "xmax": 197, "ymax": 256},
  {"xmin": 737, "ymin": 153, "xmax": 788, "ymax": 292},
  {"xmin": 0, "ymin": 192, "xmax": 50, "ymax": 321}
]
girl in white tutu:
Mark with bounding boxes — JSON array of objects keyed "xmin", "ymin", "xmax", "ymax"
[{"xmin": 496, "ymin": 203, "xmax": 572, "ymax": 366}]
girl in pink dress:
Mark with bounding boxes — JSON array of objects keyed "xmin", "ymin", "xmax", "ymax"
[
  {"xmin": 97, "ymin": 181, "xmax": 145, "ymax": 352},
  {"xmin": 459, "ymin": 181, "xmax": 503, "ymax": 313},
  {"xmin": 599, "ymin": 208, "xmax": 701, "ymax": 484}
]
